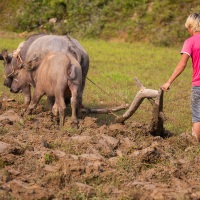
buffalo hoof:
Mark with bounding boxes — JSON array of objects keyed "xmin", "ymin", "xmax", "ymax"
[
  {"xmin": 25, "ymin": 109, "xmax": 32, "ymax": 115},
  {"xmin": 70, "ymin": 119, "xmax": 79, "ymax": 128},
  {"xmin": 19, "ymin": 108, "xmax": 27, "ymax": 117},
  {"xmin": 59, "ymin": 115, "xmax": 65, "ymax": 127},
  {"xmin": 52, "ymin": 104, "xmax": 59, "ymax": 117},
  {"xmin": 24, "ymin": 101, "xmax": 31, "ymax": 106}
]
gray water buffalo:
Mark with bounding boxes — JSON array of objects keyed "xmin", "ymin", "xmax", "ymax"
[
  {"xmin": 11, "ymin": 52, "xmax": 82, "ymax": 126},
  {"xmin": 0, "ymin": 34, "xmax": 89, "ymax": 107}
]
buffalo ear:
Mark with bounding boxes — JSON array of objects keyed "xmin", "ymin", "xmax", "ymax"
[
  {"xmin": 1, "ymin": 49, "xmax": 11, "ymax": 63},
  {"xmin": 0, "ymin": 54, "xmax": 3, "ymax": 60},
  {"xmin": 0, "ymin": 49, "xmax": 6, "ymax": 60},
  {"xmin": 1, "ymin": 49, "xmax": 8, "ymax": 59}
]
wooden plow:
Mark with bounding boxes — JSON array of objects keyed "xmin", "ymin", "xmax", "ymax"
[{"xmin": 82, "ymin": 77, "xmax": 165, "ymax": 137}]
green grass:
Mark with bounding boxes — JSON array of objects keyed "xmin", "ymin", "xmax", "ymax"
[
  {"xmin": 0, "ymin": 36, "xmax": 192, "ymax": 135},
  {"xmin": 81, "ymin": 39, "xmax": 192, "ymax": 134}
]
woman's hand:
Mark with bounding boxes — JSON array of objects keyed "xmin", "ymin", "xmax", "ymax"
[{"xmin": 161, "ymin": 82, "xmax": 171, "ymax": 91}]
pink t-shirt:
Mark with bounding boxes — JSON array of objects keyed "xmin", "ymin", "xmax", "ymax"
[{"xmin": 181, "ymin": 34, "xmax": 200, "ymax": 86}]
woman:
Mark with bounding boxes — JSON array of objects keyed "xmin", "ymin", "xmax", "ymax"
[{"xmin": 162, "ymin": 13, "xmax": 200, "ymax": 141}]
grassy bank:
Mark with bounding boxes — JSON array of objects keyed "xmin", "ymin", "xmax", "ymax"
[{"xmin": 1, "ymin": 1, "xmax": 200, "ymax": 46}]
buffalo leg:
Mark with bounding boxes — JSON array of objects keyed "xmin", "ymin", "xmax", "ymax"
[
  {"xmin": 80, "ymin": 56, "xmax": 89, "ymax": 108},
  {"xmin": 76, "ymin": 90, "xmax": 82, "ymax": 119},
  {"xmin": 70, "ymin": 88, "xmax": 78, "ymax": 125},
  {"xmin": 52, "ymin": 103, "xmax": 59, "ymax": 117},
  {"xmin": 55, "ymin": 93, "xmax": 66, "ymax": 127},
  {"xmin": 47, "ymin": 96, "xmax": 55, "ymax": 112},
  {"xmin": 26, "ymin": 89, "xmax": 44, "ymax": 115},
  {"xmin": 22, "ymin": 85, "xmax": 31, "ymax": 105}
]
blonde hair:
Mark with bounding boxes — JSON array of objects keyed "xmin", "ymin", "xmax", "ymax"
[{"xmin": 185, "ymin": 13, "xmax": 200, "ymax": 32}]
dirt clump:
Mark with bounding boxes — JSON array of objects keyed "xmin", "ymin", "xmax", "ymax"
[{"xmin": 0, "ymin": 100, "xmax": 200, "ymax": 199}]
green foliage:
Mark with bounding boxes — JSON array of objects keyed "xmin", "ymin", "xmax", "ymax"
[
  {"xmin": 0, "ymin": 0, "xmax": 200, "ymax": 46},
  {"xmin": 45, "ymin": 153, "xmax": 52, "ymax": 164},
  {"xmin": 0, "ymin": 0, "xmax": 25, "ymax": 31}
]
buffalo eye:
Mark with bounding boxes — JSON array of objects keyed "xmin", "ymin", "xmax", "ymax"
[{"xmin": 13, "ymin": 78, "xmax": 19, "ymax": 82}]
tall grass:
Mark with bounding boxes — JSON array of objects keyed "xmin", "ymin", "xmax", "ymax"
[{"xmin": 0, "ymin": 37, "xmax": 192, "ymax": 134}]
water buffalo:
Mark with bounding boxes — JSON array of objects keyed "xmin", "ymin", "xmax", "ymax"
[
  {"xmin": 11, "ymin": 52, "xmax": 82, "ymax": 126},
  {"xmin": 0, "ymin": 34, "xmax": 89, "ymax": 107}
]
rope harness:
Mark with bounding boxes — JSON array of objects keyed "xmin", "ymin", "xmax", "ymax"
[{"xmin": 86, "ymin": 77, "xmax": 125, "ymax": 105}]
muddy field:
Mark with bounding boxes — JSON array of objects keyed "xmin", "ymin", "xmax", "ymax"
[{"xmin": 0, "ymin": 96, "xmax": 200, "ymax": 200}]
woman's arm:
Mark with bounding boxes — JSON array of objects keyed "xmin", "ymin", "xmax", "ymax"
[{"xmin": 161, "ymin": 53, "xmax": 190, "ymax": 91}]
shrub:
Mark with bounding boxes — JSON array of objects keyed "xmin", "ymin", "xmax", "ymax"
[{"xmin": 1, "ymin": 0, "xmax": 200, "ymax": 46}]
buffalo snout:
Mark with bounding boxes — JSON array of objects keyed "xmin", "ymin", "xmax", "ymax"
[
  {"xmin": 10, "ymin": 88, "xmax": 17, "ymax": 93},
  {"xmin": 10, "ymin": 87, "xmax": 21, "ymax": 93},
  {"xmin": 3, "ymin": 78, "xmax": 12, "ymax": 88}
]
